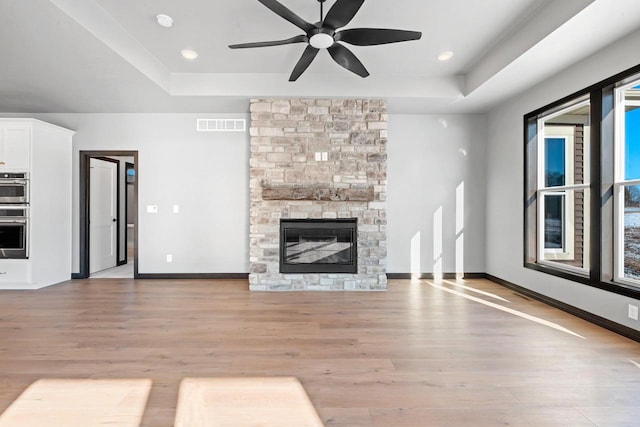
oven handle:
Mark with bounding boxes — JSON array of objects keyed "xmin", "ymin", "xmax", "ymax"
[
  {"xmin": 0, "ymin": 219, "xmax": 27, "ymax": 224},
  {"xmin": 0, "ymin": 180, "xmax": 28, "ymax": 185}
]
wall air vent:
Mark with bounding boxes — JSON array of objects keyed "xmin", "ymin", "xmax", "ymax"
[{"xmin": 196, "ymin": 119, "xmax": 246, "ymax": 132}]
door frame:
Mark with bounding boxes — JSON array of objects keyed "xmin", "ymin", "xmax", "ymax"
[
  {"xmin": 79, "ymin": 150, "xmax": 139, "ymax": 279},
  {"xmin": 124, "ymin": 161, "xmax": 135, "ymax": 266}
]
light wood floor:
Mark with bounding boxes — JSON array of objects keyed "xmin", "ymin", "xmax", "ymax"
[{"xmin": 1, "ymin": 278, "xmax": 639, "ymax": 426}]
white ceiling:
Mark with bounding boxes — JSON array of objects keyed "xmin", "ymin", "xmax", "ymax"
[
  {"xmin": 1, "ymin": 0, "xmax": 640, "ymax": 114},
  {"xmin": 95, "ymin": 0, "xmax": 539, "ymax": 75}
]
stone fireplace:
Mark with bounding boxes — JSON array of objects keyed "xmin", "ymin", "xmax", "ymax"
[{"xmin": 249, "ymin": 99, "xmax": 387, "ymax": 291}]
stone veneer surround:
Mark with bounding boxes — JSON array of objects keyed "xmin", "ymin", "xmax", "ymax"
[{"xmin": 249, "ymin": 99, "xmax": 387, "ymax": 291}]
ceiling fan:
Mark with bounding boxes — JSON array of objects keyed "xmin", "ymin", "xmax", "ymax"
[{"xmin": 229, "ymin": 0, "xmax": 422, "ymax": 81}]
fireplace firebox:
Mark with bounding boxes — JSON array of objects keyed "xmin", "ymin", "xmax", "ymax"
[{"xmin": 279, "ymin": 219, "xmax": 357, "ymax": 274}]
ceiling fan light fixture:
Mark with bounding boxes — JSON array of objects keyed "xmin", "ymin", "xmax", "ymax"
[{"xmin": 309, "ymin": 33, "xmax": 334, "ymax": 49}]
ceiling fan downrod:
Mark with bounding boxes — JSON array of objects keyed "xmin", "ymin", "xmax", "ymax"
[{"xmin": 318, "ymin": 0, "xmax": 326, "ymax": 22}]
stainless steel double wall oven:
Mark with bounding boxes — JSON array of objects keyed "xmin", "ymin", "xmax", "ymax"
[{"xmin": 0, "ymin": 173, "xmax": 29, "ymax": 258}]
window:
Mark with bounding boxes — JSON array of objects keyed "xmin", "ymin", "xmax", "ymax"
[
  {"xmin": 524, "ymin": 65, "xmax": 640, "ymax": 299},
  {"xmin": 529, "ymin": 98, "xmax": 591, "ymax": 274},
  {"xmin": 614, "ymin": 81, "xmax": 640, "ymax": 285}
]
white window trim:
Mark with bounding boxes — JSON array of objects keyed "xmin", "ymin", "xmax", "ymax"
[
  {"xmin": 613, "ymin": 80, "xmax": 640, "ymax": 285},
  {"xmin": 537, "ymin": 126, "xmax": 577, "ymax": 262},
  {"xmin": 534, "ymin": 95, "xmax": 591, "ymax": 275}
]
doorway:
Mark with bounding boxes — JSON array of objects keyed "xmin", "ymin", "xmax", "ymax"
[{"xmin": 79, "ymin": 151, "xmax": 138, "ymax": 279}]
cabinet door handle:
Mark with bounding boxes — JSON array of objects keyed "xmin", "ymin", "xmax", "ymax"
[{"xmin": 0, "ymin": 162, "xmax": 5, "ymax": 165}]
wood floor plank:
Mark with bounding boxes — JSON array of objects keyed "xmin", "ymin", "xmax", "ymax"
[
  {"xmin": 369, "ymin": 407, "xmax": 597, "ymax": 427},
  {"xmin": 0, "ymin": 278, "xmax": 638, "ymax": 426}
]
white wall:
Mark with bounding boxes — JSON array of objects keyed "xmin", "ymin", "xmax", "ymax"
[
  {"xmin": 1, "ymin": 113, "xmax": 250, "ymax": 275},
  {"xmin": 486, "ymin": 28, "xmax": 640, "ymax": 330},
  {"xmin": 0, "ymin": 112, "xmax": 487, "ymax": 278},
  {"xmin": 74, "ymin": 114, "xmax": 249, "ymax": 274},
  {"xmin": 387, "ymin": 114, "xmax": 487, "ymax": 275}
]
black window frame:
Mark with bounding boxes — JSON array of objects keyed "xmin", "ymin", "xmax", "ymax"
[{"xmin": 524, "ymin": 63, "xmax": 640, "ymax": 300}]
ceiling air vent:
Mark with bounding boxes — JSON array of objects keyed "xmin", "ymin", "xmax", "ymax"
[{"xmin": 197, "ymin": 119, "xmax": 246, "ymax": 132}]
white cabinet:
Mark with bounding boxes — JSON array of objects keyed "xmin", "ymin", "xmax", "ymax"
[
  {"xmin": 0, "ymin": 261, "xmax": 31, "ymax": 284},
  {"xmin": 0, "ymin": 119, "xmax": 73, "ymax": 289},
  {"xmin": 0, "ymin": 123, "xmax": 31, "ymax": 170}
]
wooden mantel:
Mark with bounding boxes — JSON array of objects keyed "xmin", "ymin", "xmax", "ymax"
[{"xmin": 261, "ymin": 184, "xmax": 375, "ymax": 202}]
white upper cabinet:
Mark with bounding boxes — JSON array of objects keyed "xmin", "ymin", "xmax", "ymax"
[{"xmin": 0, "ymin": 123, "xmax": 31, "ymax": 170}]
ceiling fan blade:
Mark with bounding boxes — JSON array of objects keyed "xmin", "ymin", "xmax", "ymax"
[
  {"xmin": 229, "ymin": 35, "xmax": 308, "ymax": 49},
  {"xmin": 327, "ymin": 43, "xmax": 369, "ymax": 78},
  {"xmin": 323, "ymin": 0, "xmax": 365, "ymax": 30},
  {"xmin": 335, "ymin": 28, "xmax": 422, "ymax": 46},
  {"xmin": 289, "ymin": 46, "xmax": 320, "ymax": 81},
  {"xmin": 257, "ymin": 0, "xmax": 316, "ymax": 33}
]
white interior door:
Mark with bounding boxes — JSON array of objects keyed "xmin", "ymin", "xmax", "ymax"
[{"xmin": 90, "ymin": 158, "xmax": 117, "ymax": 274}]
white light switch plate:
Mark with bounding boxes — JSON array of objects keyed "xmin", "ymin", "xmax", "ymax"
[
  {"xmin": 314, "ymin": 152, "xmax": 321, "ymax": 161},
  {"xmin": 173, "ymin": 205, "xmax": 179, "ymax": 213},
  {"xmin": 147, "ymin": 205, "xmax": 158, "ymax": 213},
  {"xmin": 322, "ymin": 152, "xmax": 328, "ymax": 161}
]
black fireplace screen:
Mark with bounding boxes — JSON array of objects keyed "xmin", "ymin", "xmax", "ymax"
[{"xmin": 280, "ymin": 219, "xmax": 357, "ymax": 274}]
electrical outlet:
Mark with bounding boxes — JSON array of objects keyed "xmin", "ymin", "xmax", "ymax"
[
  {"xmin": 166, "ymin": 254, "xmax": 172, "ymax": 263},
  {"xmin": 629, "ymin": 304, "xmax": 639, "ymax": 320},
  {"xmin": 146, "ymin": 205, "xmax": 158, "ymax": 213}
]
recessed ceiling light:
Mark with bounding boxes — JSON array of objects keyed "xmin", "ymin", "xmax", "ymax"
[
  {"xmin": 156, "ymin": 14, "xmax": 173, "ymax": 28},
  {"xmin": 181, "ymin": 49, "xmax": 198, "ymax": 60},
  {"xmin": 437, "ymin": 51, "xmax": 454, "ymax": 62}
]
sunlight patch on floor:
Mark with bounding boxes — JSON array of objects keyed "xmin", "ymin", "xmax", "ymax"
[
  {"xmin": 175, "ymin": 377, "xmax": 324, "ymax": 427},
  {"xmin": 442, "ymin": 279, "xmax": 511, "ymax": 303},
  {"xmin": 423, "ymin": 280, "xmax": 586, "ymax": 339},
  {"xmin": 0, "ymin": 378, "xmax": 151, "ymax": 427}
]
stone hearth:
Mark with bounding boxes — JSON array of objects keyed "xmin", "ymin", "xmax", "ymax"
[{"xmin": 249, "ymin": 99, "xmax": 387, "ymax": 291}]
